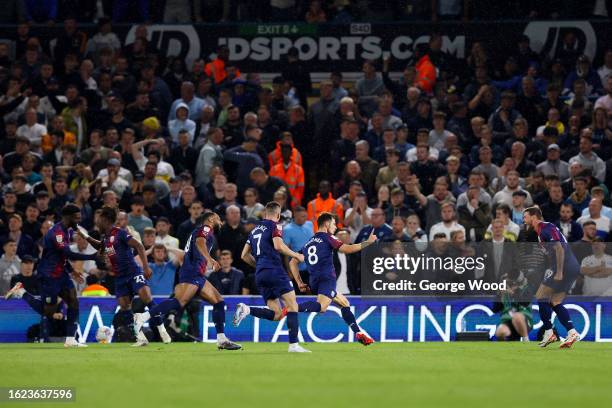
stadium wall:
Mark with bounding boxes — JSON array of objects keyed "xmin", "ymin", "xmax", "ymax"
[
  {"xmin": 0, "ymin": 21, "xmax": 610, "ymax": 75},
  {"xmin": 1, "ymin": 297, "xmax": 611, "ymax": 343}
]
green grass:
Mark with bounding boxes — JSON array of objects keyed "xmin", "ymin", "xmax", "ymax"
[{"xmin": 1, "ymin": 342, "xmax": 610, "ymax": 408}]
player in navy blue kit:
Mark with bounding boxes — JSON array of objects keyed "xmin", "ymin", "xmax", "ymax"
[
  {"xmin": 37, "ymin": 204, "xmax": 98, "ymax": 347},
  {"xmin": 77, "ymin": 206, "xmax": 160, "ymax": 346},
  {"xmin": 234, "ymin": 201, "xmax": 309, "ymax": 353},
  {"xmin": 523, "ymin": 206, "xmax": 581, "ymax": 348},
  {"xmin": 288, "ymin": 212, "xmax": 376, "ymax": 346},
  {"xmin": 134, "ymin": 211, "xmax": 241, "ymax": 350}
]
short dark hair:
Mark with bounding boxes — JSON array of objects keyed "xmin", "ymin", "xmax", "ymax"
[
  {"xmin": 317, "ymin": 212, "xmax": 336, "ymax": 229},
  {"xmin": 156, "ymin": 216, "xmax": 170, "ymax": 224},
  {"xmin": 523, "ymin": 206, "xmax": 542, "ymax": 219},
  {"xmin": 61, "ymin": 203, "xmax": 81, "ymax": 216},
  {"xmin": 197, "ymin": 211, "xmax": 217, "ymax": 225},
  {"xmin": 496, "ymin": 203, "xmax": 512, "ymax": 217},
  {"xmin": 100, "ymin": 205, "xmax": 118, "ymax": 223}
]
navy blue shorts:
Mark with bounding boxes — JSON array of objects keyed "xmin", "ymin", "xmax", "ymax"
[
  {"xmin": 256, "ymin": 268, "xmax": 294, "ymax": 302},
  {"xmin": 115, "ymin": 272, "xmax": 148, "ymax": 298},
  {"xmin": 541, "ymin": 261, "xmax": 580, "ymax": 293},
  {"xmin": 309, "ymin": 275, "xmax": 337, "ymax": 299},
  {"xmin": 178, "ymin": 272, "xmax": 206, "ymax": 292},
  {"xmin": 39, "ymin": 274, "xmax": 74, "ymax": 305}
]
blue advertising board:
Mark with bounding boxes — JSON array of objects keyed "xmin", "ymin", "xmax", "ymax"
[{"xmin": 1, "ymin": 297, "xmax": 611, "ymax": 343}]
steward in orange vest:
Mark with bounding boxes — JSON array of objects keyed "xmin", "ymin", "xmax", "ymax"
[
  {"xmin": 415, "ymin": 46, "xmax": 436, "ymax": 94},
  {"xmin": 269, "ymin": 143, "xmax": 305, "ymax": 208},
  {"xmin": 268, "ymin": 133, "xmax": 303, "ymax": 168},
  {"xmin": 204, "ymin": 46, "xmax": 241, "ymax": 84},
  {"xmin": 307, "ymin": 181, "xmax": 344, "ymax": 231}
]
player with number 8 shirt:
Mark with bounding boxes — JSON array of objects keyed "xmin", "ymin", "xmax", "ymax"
[{"xmin": 288, "ymin": 212, "xmax": 376, "ymax": 346}]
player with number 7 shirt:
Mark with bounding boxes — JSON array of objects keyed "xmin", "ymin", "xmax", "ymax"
[{"xmin": 234, "ymin": 202, "xmax": 309, "ymax": 352}]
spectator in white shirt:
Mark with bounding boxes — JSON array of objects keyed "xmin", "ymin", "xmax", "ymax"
[
  {"xmin": 492, "ymin": 170, "xmax": 533, "ymax": 207},
  {"xmin": 155, "ymin": 217, "xmax": 180, "ymax": 262},
  {"xmin": 569, "ymin": 135, "xmax": 606, "ymax": 182},
  {"xmin": 16, "ymin": 108, "xmax": 46, "ymax": 152},
  {"xmin": 581, "ymin": 186, "xmax": 612, "ymax": 220},
  {"xmin": 344, "ymin": 192, "xmax": 372, "ymax": 242},
  {"xmin": 580, "ymin": 239, "xmax": 612, "ymax": 296},
  {"xmin": 428, "ymin": 111, "xmax": 452, "ymax": 151},
  {"xmin": 596, "ymin": 50, "xmax": 612, "ymax": 84},
  {"xmin": 429, "ymin": 202, "xmax": 466, "ymax": 240},
  {"xmin": 577, "ymin": 198, "xmax": 611, "ymax": 240}
]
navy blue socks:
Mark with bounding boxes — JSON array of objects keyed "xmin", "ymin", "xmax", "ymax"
[
  {"xmin": 250, "ymin": 307, "xmax": 275, "ymax": 321},
  {"xmin": 553, "ymin": 304, "xmax": 575, "ymax": 331},
  {"xmin": 341, "ymin": 307, "xmax": 360, "ymax": 333},
  {"xmin": 212, "ymin": 301, "xmax": 226, "ymax": 334},
  {"xmin": 286, "ymin": 312, "xmax": 299, "ymax": 344},
  {"xmin": 151, "ymin": 298, "xmax": 181, "ymax": 326},
  {"xmin": 298, "ymin": 301, "xmax": 322, "ymax": 313},
  {"xmin": 538, "ymin": 300, "xmax": 553, "ymax": 330}
]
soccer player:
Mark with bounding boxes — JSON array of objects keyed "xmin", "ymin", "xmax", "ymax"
[
  {"xmin": 288, "ymin": 212, "xmax": 376, "ymax": 346},
  {"xmin": 5, "ymin": 282, "xmax": 66, "ymax": 342},
  {"xmin": 134, "ymin": 211, "xmax": 241, "ymax": 350},
  {"xmin": 233, "ymin": 201, "xmax": 309, "ymax": 353},
  {"xmin": 37, "ymin": 203, "xmax": 98, "ymax": 347},
  {"xmin": 77, "ymin": 206, "xmax": 162, "ymax": 347},
  {"xmin": 523, "ymin": 206, "xmax": 581, "ymax": 348}
]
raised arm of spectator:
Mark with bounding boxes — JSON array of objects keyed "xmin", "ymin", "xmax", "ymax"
[
  {"xmin": 165, "ymin": 246, "xmax": 186, "ymax": 266},
  {"xmin": 131, "ymin": 138, "xmax": 165, "ymax": 162}
]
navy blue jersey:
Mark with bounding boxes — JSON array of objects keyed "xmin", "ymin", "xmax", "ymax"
[
  {"xmin": 38, "ymin": 222, "xmax": 74, "ymax": 278},
  {"xmin": 182, "ymin": 224, "xmax": 214, "ymax": 276},
  {"xmin": 301, "ymin": 232, "xmax": 344, "ymax": 279},
  {"xmin": 536, "ymin": 221, "xmax": 578, "ymax": 268},
  {"xmin": 103, "ymin": 226, "xmax": 141, "ymax": 276},
  {"xmin": 248, "ymin": 219, "xmax": 283, "ymax": 271}
]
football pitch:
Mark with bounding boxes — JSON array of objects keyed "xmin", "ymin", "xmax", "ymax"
[{"xmin": 0, "ymin": 342, "xmax": 610, "ymax": 408}]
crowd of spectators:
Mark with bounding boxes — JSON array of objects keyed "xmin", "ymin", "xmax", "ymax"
[
  {"xmin": 0, "ymin": 0, "xmax": 609, "ymax": 24},
  {"xmin": 0, "ymin": 12, "xmax": 611, "ymax": 299}
]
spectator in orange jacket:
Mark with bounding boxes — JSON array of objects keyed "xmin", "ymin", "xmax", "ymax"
[
  {"xmin": 269, "ymin": 143, "xmax": 305, "ymax": 208},
  {"xmin": 268, "ymin": 132, "xmax": 303, "ymax": 168},
  {"xmin": 415, "ymin": 44, "xmax": 436, "ymax": 94},
  {"xmin": 307, "ymin": 180, "xmax": 344, "ymax": 231},
  {"xmin": 205, "ymin": 46, "xmax": 241, "ymax": 85}
]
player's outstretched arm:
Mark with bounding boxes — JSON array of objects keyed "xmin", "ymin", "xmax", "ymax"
[
  {"xmin": 273, "ymin": 237, "xmax": 305, "ymax": 262},
  {"xmin": 128, "ymin": 237, "xmax": 152, "ymax": 278},
  {"xmin": 196, "ymin": 236, "xmax": 220, "ymax": 271},
  {"xmin": 241, "ymin": 243, "xmax": 256, "ymax": 268},
  {"xmin": 339, "ymin": 229, "xmax": 377, "ymax": 254},
  {"xmin": 76, "ymin": 226, "xmax": 103, "ymax": 250},
  {"xmin": 288, "ymin": 258, "xmax": 308, "ymax": 292}
]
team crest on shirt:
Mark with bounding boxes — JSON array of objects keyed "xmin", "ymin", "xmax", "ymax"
[
  {"xmin": 55, "ymin": 234, "xmax": 63, "ymax": 243},
  {"xmin": 277, "ymin": 224, "xmax": 283, "ymax": 231},
  {"xmin": 203, "ymin": 226, "xmax": 211, "ymax": 233},
  {"xmin": 110, "ymin": 236, "xmax": 115, "ymax": 243}
]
